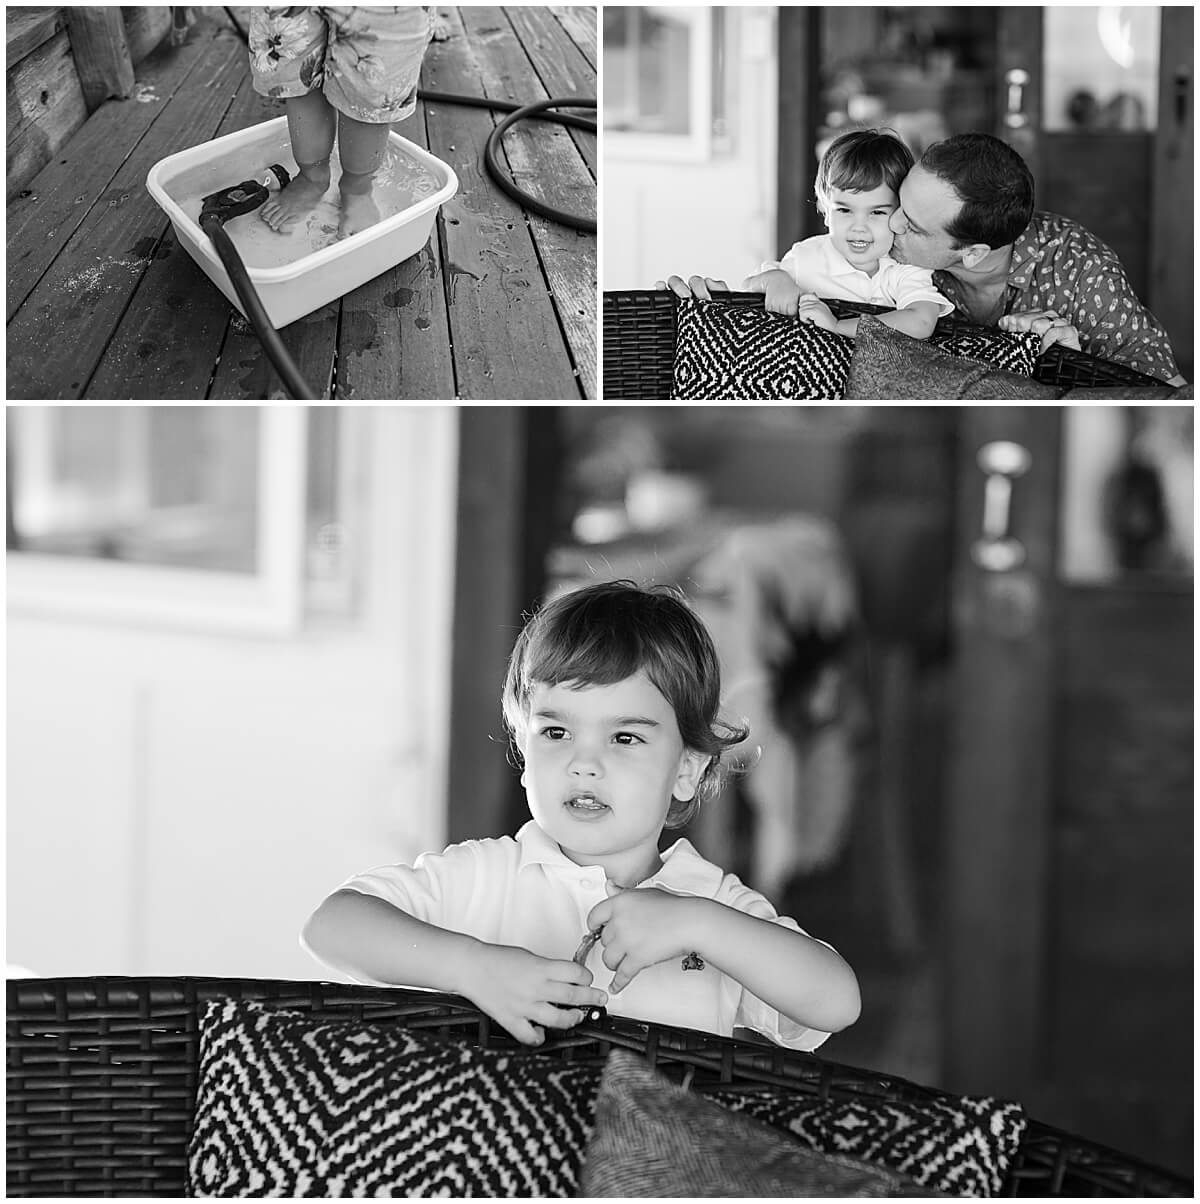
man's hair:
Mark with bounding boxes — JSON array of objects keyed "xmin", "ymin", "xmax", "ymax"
[
  {"xmin": 918, "ymin": 133, "xmax": 1035, "ymax": 249},
  {"xmin": 815, "ymin": 128, "xmax": 914, "ymax": 215},
  {"xmin": 502, "ymin": 580, "xmax": 748, "ymax": 828}
]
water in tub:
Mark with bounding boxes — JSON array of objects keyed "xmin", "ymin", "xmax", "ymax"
[{"xmin": 171, "ymin": 133, "xmax": 443, "ymax": 269}]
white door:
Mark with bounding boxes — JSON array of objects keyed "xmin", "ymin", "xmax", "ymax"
[
  {"xmin": 603, "ymin": 6, "xmax": 779, "ymax": 288},
  {"xmin": 6, "ymin": 406, "xmax": 458, "ymax": 981}
]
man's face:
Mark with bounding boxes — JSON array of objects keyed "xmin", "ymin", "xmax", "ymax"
[{"xmin": 889, "ymin": 165, "xmax": 967, "ymax": 270}]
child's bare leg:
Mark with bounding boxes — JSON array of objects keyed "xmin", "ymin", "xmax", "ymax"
[
  {"xmin": 260, "ymin": 91, "xmax": 335, "ymax": 232},
  {"xmin": 336, "ymin": 113, "xmax": 390, "ymax": 238}
]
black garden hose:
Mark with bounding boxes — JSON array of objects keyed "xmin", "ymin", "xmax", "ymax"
[
  {"xmin": 416, "ymin": 90, "xmax": 596, "ymax": 233},
  {"xmin": 199, "ymin": 211, "xmax": 316, "ymax": 400}
]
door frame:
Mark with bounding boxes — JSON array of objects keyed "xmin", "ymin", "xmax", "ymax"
[{"xmin": 943, "ymin": 406, "xmax": 1060, "ymax": 1100}]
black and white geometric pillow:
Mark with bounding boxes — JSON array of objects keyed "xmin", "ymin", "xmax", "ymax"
[
  {"xmin": 710, "ymin": 1087, "xmax": 1027, "ymax": 1198},
  {"xmin": 928, "ymin": 326, "xmax": 1041, "ymax": 376},
  {"xmin": 186, "ymin": 998, "xmax": 601, "ymax": 1198},
  {"xmin": 672, "ymin": 298, "xmax": 854, "ymax": 400}
]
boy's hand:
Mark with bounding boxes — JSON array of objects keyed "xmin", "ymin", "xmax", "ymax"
[
  {"xmin": 586, "ymin": 884, "xmax": 703, "ymax": 993},
  {"xmin": 460, "ymin": 943, "xmax": 608, "ymax": 1046},
  {"xmin": 762, "ymin": 273, "xmax": 802, "ymax": 316},
  {"xmin": 796, "ymin": 293, "xmax": 837, "ymax": 331}
]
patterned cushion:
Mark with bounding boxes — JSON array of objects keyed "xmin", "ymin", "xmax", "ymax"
[
  {"xmin": 672, "ymin": 298, "xmax": 854, "ymax": 400},
  {"xmin": 928, "ymin": 325, "xmax": 1041, "ymax": 376},
  {"xmin": 579, "ymin": 1050, "xmax": 935, "ymax": 1197},
  {"xmin": 185, "ymin": 998, "xmax": 601, "ymax": 1198},
  {"xmin": 845, "ymin": 315, "xmax": 1063, "ymax": 400},
  {"xmin": 709, "ymin": 1085, "xmax": 1027, "ymax": 1198}
]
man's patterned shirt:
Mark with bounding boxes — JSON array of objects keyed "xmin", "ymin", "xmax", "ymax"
[{"xmin": 933, "ymin": 211, "xmax": 1179, "ymax": 382}]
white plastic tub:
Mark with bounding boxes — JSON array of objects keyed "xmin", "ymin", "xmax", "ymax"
[{"xmin": 146, "ymin": 117, "xmax": 457, "ymax": 328}]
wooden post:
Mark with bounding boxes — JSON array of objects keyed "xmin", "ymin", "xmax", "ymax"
[
  {"xmin": 943, "ymin": 407, "xmax": 1059, "ymax": 1102},
  {"xmin": 776, "ymin": 7, "xmax": 822, "ymax": 248},
  {"xmin": 65, "ymin": 7, "xmax": 134, "ymax": 111}
]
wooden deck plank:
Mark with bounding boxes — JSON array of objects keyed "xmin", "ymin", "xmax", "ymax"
[
  {"xmin": 467, "ymin": 6, "xmax": 596, "ymax": 398},
  {"xmin": 86, "ymin": 64, "xmax": 281, "ymax": 398},
  {"xmin": 421, "ymin": 6, "xmax": 583, "ymax": 399},
  {"xmin": 6, "ymin": 21, "xmax": 248, "ymax": 398},
  {"xmin": 504, "ymin": 6, "xmax": 598, "ymax": 175},
  {"xmin": 548, "ymin": 5, "xmax": 598, "ymax": 70},
  {"xmin": 334, "ymin": 102, "xmax": 457, "ymax": 399},
  {"xmin": 208, "ymin": 301, "xmax": 339, "ymax": 400},
  {"xmin": 6, "ymin": 20, "xmax": 221, "ymax": 321}
]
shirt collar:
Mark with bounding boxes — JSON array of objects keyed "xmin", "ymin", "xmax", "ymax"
[
  {"xmin": 826, "ymin": 240, "xmax": 896, "ymax": 278},
  {"xmin": 515, "ymin": 820, "xmax": 726, "ymax": 897}
]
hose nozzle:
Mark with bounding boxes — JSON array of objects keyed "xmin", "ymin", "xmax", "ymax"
[{"xmin": 199, "ymin": 164, "xmax": 292, "ymax": 227}]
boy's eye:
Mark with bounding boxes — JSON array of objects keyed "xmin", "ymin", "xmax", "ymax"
[
  {"xmin": 539, "ymin": 725, "xmax": 568, "ymax": 741},
  {"xmin": 613, "ymin": 731, "xmax": 645, "ymax": 746}
]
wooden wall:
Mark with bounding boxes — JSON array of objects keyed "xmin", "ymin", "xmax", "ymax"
[{"xmin": 6, "ymin": 9, "xmax": 86, "ymax": 200}]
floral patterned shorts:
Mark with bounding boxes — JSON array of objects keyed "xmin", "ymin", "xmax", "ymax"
[{"xmin": 248, "ymin": 7, "xmax": 432, "ymax": 124}]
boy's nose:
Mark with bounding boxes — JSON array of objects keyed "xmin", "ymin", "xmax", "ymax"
[{"xmin": 569, "ymin": 749, "xmax": 602, "ymax": 776}]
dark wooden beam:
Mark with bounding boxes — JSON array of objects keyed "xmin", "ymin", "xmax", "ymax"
[
  {"xmin": 776, "ymin": 7, "xmax": 822, "ymax": 248},
  {"xmin": 446, "ymin": 408, "xmax": 563, "ymax": 843}
]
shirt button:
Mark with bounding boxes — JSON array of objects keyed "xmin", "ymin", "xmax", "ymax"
[{"xmin": 579, "ymin": 877, "xmax": 591, "ymax": 889}]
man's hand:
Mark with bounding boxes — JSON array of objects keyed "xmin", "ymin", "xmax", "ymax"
[
  {"xmin": 586, "ymin": 884, "xmax": 702, "ymax": 993},
  {"xmin": 655, "ymin": 275, "xmax": 731, "ymax": 301},
  {"xmin": 796, "ymin": 293, "xmax": 837, "ymax": 331},
  {"xmin": 999, "ymin": 309, "xmax": 1082, "ymax": 353},
  {"xmin": 460, "ymin": 944, "xmax": 608, "ymax": 1046}
]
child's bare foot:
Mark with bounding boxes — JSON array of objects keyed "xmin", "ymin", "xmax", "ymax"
[
  {"xmin": 338, "ymin": 172, "xmax": 381, "ymax": 239},
  {"xmin": 260, "ymin": 161, "xmax": 331, "ymax": 233}
]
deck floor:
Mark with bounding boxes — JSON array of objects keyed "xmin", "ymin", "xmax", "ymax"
[{"xmin": 6, "ymin": 6, "xmax": 596, "ymax": 400}]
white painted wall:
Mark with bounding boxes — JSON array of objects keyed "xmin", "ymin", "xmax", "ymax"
[
  {"xmin": 603, "ymin": 6, "xmax": 779, "ymax": 289},
  {"xmin": 6, "ymin": 406, "xmax": 459, "ymax": 982}
]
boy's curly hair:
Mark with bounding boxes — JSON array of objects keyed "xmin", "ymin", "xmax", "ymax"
[
  {"xmin": 502, "ymin": 580, "xmax": 749, "ymax": 828},
  {"xmin": 815, "ymin": 127, "xmax": 914, "ymax": 217}
]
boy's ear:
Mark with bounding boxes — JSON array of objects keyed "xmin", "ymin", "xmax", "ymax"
[{"xmin": 673, "ymin": 748, "xmax": 711, "ymax": 802}]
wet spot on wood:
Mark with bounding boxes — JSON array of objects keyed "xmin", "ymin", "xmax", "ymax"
[{"xmin": 383, "ymin": 289, "xmax": 414, "ymax": 309}]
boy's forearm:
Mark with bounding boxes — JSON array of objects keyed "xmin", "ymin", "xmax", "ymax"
[
  {"xmin": 301, "ymin": 889, "xmax": 482, "ymax": 993},
  {"xmin": 683, "ymin": 897, "xmax": 861, "ymax": 1033},
  {"xmin": 836, "ymin": 303, "xmax": 939, "ymax": 341}
]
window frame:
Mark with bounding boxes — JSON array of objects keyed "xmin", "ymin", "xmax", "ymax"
[
  {"xmin": 6, "ymin": 407, "xmax": 309, "ymax": 635},
  {"xmin": 605, "ymin": 5, "xmax": 716, "ymax": 163}
]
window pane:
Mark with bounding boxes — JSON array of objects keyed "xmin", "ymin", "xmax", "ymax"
[
  {"xmin": 604, "ymin": 6, "xmax": 695, "ymax": 135},
  {"xmin": 1043, "ymin": 6, "xmax": 1160, "ymax": 133},
  {"xmin": 7, "ymin": 407, "xmax": 260, "ymax": 573}
]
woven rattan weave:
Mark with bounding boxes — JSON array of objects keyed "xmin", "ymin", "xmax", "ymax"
[
  {"xmin": 5, "ymin": 976, "xmax": 1191, "ymax": 1198},
  {"xmin": 601, "ymin": 290, "xmax": 1166, "ymax": 399}
]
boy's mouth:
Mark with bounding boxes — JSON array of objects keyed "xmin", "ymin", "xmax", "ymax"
[
  {"xmin": 564, "ymin": 793, "xmax": 610, "ymax": 817},
  {"xmin": 846, "ymin": 240, "xmax": 872, "ymax": 253}
]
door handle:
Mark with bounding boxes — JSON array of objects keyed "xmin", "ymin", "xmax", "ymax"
[
  {"xmin": 1004, "ymin": 68, "xmax": 1030, "ymax": 129},
  {"xmin": 972, "ymin": 441, "xmax": 1032, "ymax": 572},
  {"xmin": 1175, "ymin": 68, "xmax": 1191, "ymax": 126}
]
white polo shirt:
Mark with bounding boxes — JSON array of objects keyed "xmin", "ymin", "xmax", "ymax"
[
  {"xmin": 761, "ymin": 234, "xmax": 954, "ymax": 315},
  {"xmin": 340, "ymin": 820, "xmax": 833, "ymax": 1051}
]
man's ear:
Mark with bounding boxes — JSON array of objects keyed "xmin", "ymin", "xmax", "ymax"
[
  {"xmin": 959, "ymin": 242, "xmax": 993, "ymax": 269},
  {"xmin": 673, "ymin": 748, "xmax": 711, "ymax": 802}
]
